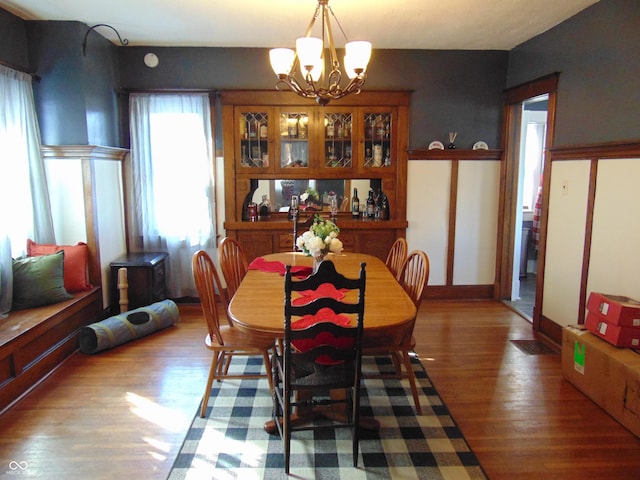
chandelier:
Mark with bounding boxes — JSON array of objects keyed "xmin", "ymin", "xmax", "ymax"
[{"xmin": 269, "ymin": 0, "xmax": 372, "ymax": 106}]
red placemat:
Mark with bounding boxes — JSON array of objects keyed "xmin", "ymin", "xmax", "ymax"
[{"xmin": 248, "ymin": 257, "xmax": 313, "ymax": 277}]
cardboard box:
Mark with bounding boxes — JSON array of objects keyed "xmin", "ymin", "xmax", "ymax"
[
  {"xmin": 585, "ymin": 312, "xmax": 640, "ymax": 348},
  {"xmin": 562, "ymin": 325, "xmax": 640, "ymax": 437},
  {"xmin": 586, "ymin": 292, "xmax": 640, "ymax": 327}
]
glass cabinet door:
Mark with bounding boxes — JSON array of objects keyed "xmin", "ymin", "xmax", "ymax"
[
  {"xmin": 236, "ymin": 108, "xmax": 272, "ymax": 171},
  {"xmin": 323, "ymin": 109, "xmax": 354, "ymax": 169},
  {"xmin": 277, "ymin": 109, "xmax": 311, "ymax": 169},
  {"xmin": 362, "ymin": 110, "xmax": 393, "ymax": 169}
]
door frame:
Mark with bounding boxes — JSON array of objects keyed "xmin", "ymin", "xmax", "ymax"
[{"xmin": 497, "ymin": 73, "xmax": 558, "ymax": 330}]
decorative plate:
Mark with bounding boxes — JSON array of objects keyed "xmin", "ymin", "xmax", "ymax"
[
  {"xmin": 473, "ymin": 141, "xmax": 489, "ymax": 150},
  {"xmin": 428, "ymin": 141, "xmax": 445, "ymax": 150}
]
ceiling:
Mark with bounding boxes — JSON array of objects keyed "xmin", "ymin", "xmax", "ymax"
[{"xmin": 1, "ymin": 0, "xmax": 599, "ymax": 50}]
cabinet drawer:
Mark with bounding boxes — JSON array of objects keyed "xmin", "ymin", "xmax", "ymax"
[
  {"xmin": 279, "ymin": 233, "xmax": 294, "ymax": 251},
  {"xmin": 338, "ymin": 232, "xmax": 355, "ymax": 251}
]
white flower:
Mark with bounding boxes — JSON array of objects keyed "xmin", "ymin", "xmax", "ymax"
[
  {"xmin": 295, "ymin": 214, "xmax": 342, "ymax": 258},
  {"xmin": 328, "ymin": 238, "xmax": 343, "ymax": 253},
  {"xmin": 300, "ymin": 192, "xmax": 309, "ymax": 202}
]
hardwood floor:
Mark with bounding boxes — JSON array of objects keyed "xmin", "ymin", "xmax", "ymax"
[{"xmin": 1, "ymin": 301, "xmax": 640, "ymax": 479}]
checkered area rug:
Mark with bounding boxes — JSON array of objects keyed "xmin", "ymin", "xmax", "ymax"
[{"xmin": 168, "ymin": 356, "xmax": 487, "ymax": 480}]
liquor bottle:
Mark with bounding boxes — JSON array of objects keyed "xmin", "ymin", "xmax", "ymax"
[
  {"xmin": 383, "ymin": 148, "xmax": 391, "ymax": 167},
  {"xmin": 351, "ymin": 188, "xmax": 360, "ymax": 218},
  {"xmin": 343, "ymin": 119, "xmax": 350, "ymax": 138},
  {"xmin": 248, "ymin": 118, "xmax": 257, "ymax": 138},
  {"xmin": 376, "ymin": 115, "xmax": 385, "ymax": 138},
  {"xmin": 366, "ymin": 189, "xmax": 375, "ymax": 218},
  {"xmin": 375, "ymin": 189, "xmax": 383, "ymax": 219},
  {"xmin": 279, "ymin": 115, "xmax": 288, "ymax": 136},
  {"xmin": 326, "ymin": 120, "xmax": 334, "ymax": 138},
  {"xmin": 298, "ymin": 116, "xmax": 307, "ymax": 139},
  {"xmin": 327, "ymin": 145, "xmax": 338, "ymax": 167},
  {"xmin": 366, "ymin": 116, "xmax": 374, "ymax": 139},
  {"xmin": 344, "ymin": 145, "xmax": 352, "ymax": 167},
  {"xmin": 259, "ymin": 120, "xmax": 268, "ymax": 139},
  {"xmin": 240, "ymin": 117, "xmax": 247, "ymax": 138},
  {"xmin": 287, "ymin": 117, "xmax": 297, "ymax": 137},
  {"xmin": 381, "ymin": 191, "xmax": 390, "ymax": 220},
  {"xmin": 364, "ymin": 147, "xmax": 372, "ymax": 167}
]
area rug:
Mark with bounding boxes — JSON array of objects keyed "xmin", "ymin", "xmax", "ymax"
[{"xmin": 168, "ymin": 356, "xmax": 487, "ymax": 480}]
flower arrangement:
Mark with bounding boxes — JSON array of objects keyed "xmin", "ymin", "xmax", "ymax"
[
  {"xmin": 296, "ymin": 214, "xmax": 343, "ymax": 260},
  {"xmin": 300, "ymin": 187, "xmax": 319, "ymax": 204}
]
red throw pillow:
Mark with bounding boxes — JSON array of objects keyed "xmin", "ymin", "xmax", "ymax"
[{"xmin": 27, "ymin": 239, "xmax": 93, "ymax": 292}]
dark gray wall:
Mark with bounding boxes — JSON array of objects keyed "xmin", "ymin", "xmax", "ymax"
[
  {"xmin": 13, "ymin": 20, "xmax": 123, "ymax": 147},
  {"xmin": 118, "ymin": 47, "xmax": 508, "ymax": 150},
  {"xmin": 0, "ymin": 8, "xmax": 28, "ymax": 71},
  {"xmin": 26, "ymin": 21, "xmax": 89, "ymax": 145},
  {"xmin": 7, "ymin": 0, "xmax": 638, "ymax": 152},
  {"xmin": 508, "ymin": 0, "xmax": 640, "ymax": 147}
]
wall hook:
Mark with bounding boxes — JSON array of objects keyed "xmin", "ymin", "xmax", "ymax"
[{"xmin": 82, "ymin": 24, "xmax": 129, "ymax": 56}]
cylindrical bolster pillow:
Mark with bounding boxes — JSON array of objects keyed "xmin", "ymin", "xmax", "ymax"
[{"xmin": 79, "ymin": 299, "xmax": 179, "ymax": 354}]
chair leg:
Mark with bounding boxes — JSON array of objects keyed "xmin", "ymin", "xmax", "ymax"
[
  {"xmin": 352, "ymin": 386, "xmax": 360, "ymax": 467},
  {"xmin": 284, "ymin": 387, "xmax": 291, "ymax": 474},
  {"xmin": 220, "ymin": 351, "xmax": 232, "ymax": 377},
  {"xmin": 200, "ymin": 351, "xmax": 220, "ymax": 418},
  {"xmin": 401, "ymin": 349, "xmax": 422, "ymax": 415},
  {"xmin": 262, "ymin": 349, "xmax": 274, "ymax": 392},
  {"xmin": 391, "ymin": 351, "xmax": 403, "ymax": 376}
]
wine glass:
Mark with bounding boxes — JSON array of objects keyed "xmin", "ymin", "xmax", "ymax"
[{"xmin": 328, "ymin": 193, "xmax": 338, "ymax": 221}]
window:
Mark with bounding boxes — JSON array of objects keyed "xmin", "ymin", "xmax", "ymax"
[
  {"xmin": 0, "ymin": 65, "xmax": 55, "ymax": 315},
  {"xmin": 0, "ymin": 65, "xmax": 54, "ymax": 256},
  {"xmin": 129, "ymin": 93, "xmax": 215, "ymax": 297}
]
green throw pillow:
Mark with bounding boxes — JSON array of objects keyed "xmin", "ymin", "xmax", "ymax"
[{"xmin": 12, "ymin": 251, "xmax": 73, "ymax": 310}]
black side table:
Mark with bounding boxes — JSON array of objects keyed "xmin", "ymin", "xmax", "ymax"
[{"xmin": 109, "ymin": 252, "xmax": 168, "ymax": 315}]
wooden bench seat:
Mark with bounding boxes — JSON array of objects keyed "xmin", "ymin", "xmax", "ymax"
[{"xmin": 0, "ymin": 287, "xmax": 102, "ymax": 413}]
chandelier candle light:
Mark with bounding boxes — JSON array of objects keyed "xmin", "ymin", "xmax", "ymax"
[{"xmin": 269, "ymin": 0, "xmax": 372, "ymax": 105}]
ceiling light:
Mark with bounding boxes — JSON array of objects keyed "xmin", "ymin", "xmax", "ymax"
[{"xmin": 269, "ymin": 0, "xmax": 372, "ymax": 106}]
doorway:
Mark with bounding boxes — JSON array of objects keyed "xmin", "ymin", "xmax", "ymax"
[
  {"xmin": 506, "ymin": 96, "xmax": 548, "ymax": 320},
  {"xmin": 499, "ymin": 73, "xmax": 558, "ymax": 331}
]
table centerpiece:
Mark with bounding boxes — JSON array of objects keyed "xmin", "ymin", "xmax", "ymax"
[{"xmin": 296, "ymin": 214, "xmax": 343, "ymax": 270}]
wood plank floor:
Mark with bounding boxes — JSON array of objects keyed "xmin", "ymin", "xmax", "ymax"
[{"xmin": 1, "ymin": 301, "xmax": 640, "ymax": 479}]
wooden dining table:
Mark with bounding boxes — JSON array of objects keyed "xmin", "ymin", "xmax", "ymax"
[
  {"xmin": 228, "ymin": 251, "xmax": 417, "ymax": 347},
  {"xmin": 228, "ymin": 251, "xmax": 417, "ymax": 433}
]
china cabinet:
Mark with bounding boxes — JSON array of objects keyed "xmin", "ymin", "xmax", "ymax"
[{"xmin": 221, "ymin": 90, "xmax": 410, "ymax": 261}]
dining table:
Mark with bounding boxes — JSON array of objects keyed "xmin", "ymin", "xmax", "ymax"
[
  {"xmin": 227, "ymin": 251, "xmax": 417, "ymax": 433},
  {"xmin": 228, "ymin": 251, "xmax": 417, "ymax": 347}
]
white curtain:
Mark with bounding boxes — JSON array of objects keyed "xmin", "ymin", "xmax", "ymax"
[
  {"xmin": 129, "ymin": 93, "xmax": 215, "ymax": 298},
  {"xmin": 0, "ymin": 65, "xmax": 54, "ymax": 316}
]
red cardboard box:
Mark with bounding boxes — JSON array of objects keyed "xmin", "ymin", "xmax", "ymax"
[
  {"xmin": 586, "ymin": 312, "xmax": 640, "ymax": 348},
  {"xmin": 587, "ymin": 292, "xmax": 640, "ymax": 327}
]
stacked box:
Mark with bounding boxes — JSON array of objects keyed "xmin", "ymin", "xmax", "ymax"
[
  {"xmin": 562, "ymin": 325, "xmax": 640, "ymax": 437},
  {"xmin": 585, "ymin": 292, "xmax": 640, "ymax": 348}
]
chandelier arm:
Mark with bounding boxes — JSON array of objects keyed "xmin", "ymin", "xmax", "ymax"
[
  {"xmin": 326, "ymin": 68, "xmax": 343, "ymax": 94},
  {"xmin": 303, "ymin": 3, "xmax": 322, "ymax": 38},
  {"xmin": 322, "ymin": 3, "xmax": 341, "ymax": 72},
  {"xmin": 327, "ymin": 4, "xmax": 350, "ymax": 43},
  {"xmin": 276, "ymin": 75, "xmax": 312, "ymax": 98}
]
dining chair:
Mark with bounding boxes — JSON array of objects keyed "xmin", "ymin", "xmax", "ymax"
[
  {"xmin": 272, "ymin": 260, "xmax": 366, "ymax": 474},
  {"xmin": 364, "ymin": 249, "xmax": 429, "ymax": 414},
  {"xmin": 385, "ymin": 237, "xmax": 408, "ymax": 280},
  {"xmin": 192, "ymin": 250, "xmax": 274, "ymax": 418},
  {"xmin": 218, "ymin": 237, "xmax": 249, "ymax": 301},
  {"xmin": 339, "ymin": 195, "xmax": 350, "ymax": 212}
]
